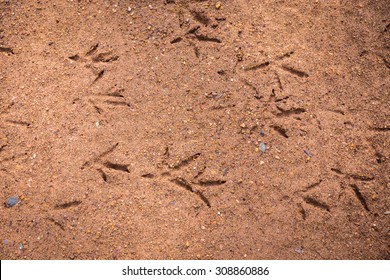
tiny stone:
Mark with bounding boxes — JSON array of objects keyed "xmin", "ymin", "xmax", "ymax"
[
  {"xmin": 5, "ymin": 196, "xmax": 19, "ymax": 207},
  {"xmin": 259, "ymin": 143, "xmax": 266, "ymax": 153},
  {"xmin": 4, "ymin": 239, "xmax": 9, "ymax": 245},
  {"xmin": 215, "ymin": 2, "xmax": 221, "ymax": 9},
  {"xmin": 18, "ymin": 243, "xmax": 24, "ymax": 250},
  {"xmin": 260, "ymin": 130, "xmax": 265, "ymax": 136}
]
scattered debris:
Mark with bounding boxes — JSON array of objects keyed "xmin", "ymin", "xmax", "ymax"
[
  {"xmin": 295, "ymin": 246, "xmax": 304, "ymax": 254},
  {"xmin": 5, "ymin": 196, "xmax": 19, "ymax": 208},
  {"xmin": 304, "ymin": 150, "xmax": 313, "ymax": 157}
]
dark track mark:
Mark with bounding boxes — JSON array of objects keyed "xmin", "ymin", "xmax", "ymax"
[
  {"xmin": 370, "ymin": 126, "xmax": 390, "ymax": 132},
  {"xmin": 275, "ymin": 72, "xmax": 283, "ymax": 90},
  {"xmin": 304, "ymin": 197, "xmax": 330, "ymax": 212},
  {"xmin": 281, "ymin": 65, "xmax": 309, "ymax": 77},
  {"xmin": 171, "ymin": 153, "xmax": 201, "ymax": 169},
  {"xmin": 350, "ymin": 184, "xmax": 370, "ymax": 211},
  {"xmin": 186, "ymin": 26, "xmax": 200, "ymax": 35},
  {"xmin": 81, "ymin": 142, "xmax": 119, "ymax": 169},
  {"xmin": 245, "ymin": 61, "xmax": 271, "ymax": 71},
  {"xmin": 68, "ymin": 54, "xmax": 80, "ymax": 61},
  {"xmin": 47, "ymin": 217, "xmax": 65, "ymax": 230},
  {"xmin": 193, "ymin": 45, "xmax": 200, "ymax": 58},
  {"xmin": 331, "ymin": 168, "xmax": 343, "ymax": 175},
  {"xmin": 190, "ymin": 10, "xmax": 210, "ymax": 25},
  {"xmin": 171, "ymin": 177, "xmax": 194, "ymax": 192},
  {"xmin": 195, "ymin": 190, "xmax": 211, "ymax": 207},
  {"xmin": 375, "ymin": 152, "xmax": 384, "ymax": 164},
  {"xmin": 92, "ymin": 52, "xmax": 119, "ymax": 63},
  {"xmin": 305, "ymin": 180, "xmax": 322, "ymax": 192},
  {"xmin": 271, "ymin": 125, "xmax": 289, "ymax": 138},
  {"xmin": 171, "ymin": 37, "xmax": 183, "ymax": 44},
  {"xmin": 275, "ymin": 51, "xmax": 294, "ymax": 60},
  {"xmin": 0, "ymin": 145, "xmax": 6, "ymax": 152},
  {"xmin": 171, "ymin": 177, "xmax": 211, "ymax": 207},
  {"xmin": 93, "ymin": 105, "xmax": 103, "ymax": 114},
  {"xmin": 299, "ymin": 204, "xmax": 306, "ymax": 220},
  {"xmin": 141, "ymin": 173, "xmax": 155, "ymax": 178},
  {"xmin": 194, "ymin": 34, "xmax": 221, "ymax": 43},
  {"xmin": 103, "ymin": 161, "xmax": 130, "ymax": 173},
  {"xmin": 106, "ymin": 88, "xmax": 125, "ymax": 97},
  {"xmin": 242, "ymin": 79, "xmax": 262, "ymax": 99},
  {"xmin": 54, "ymin": 200, "xmax": 82, "ymax": 209},
  {"xmin": 85, "ymin": 43, "xmax": 99, "ymax": 56},
  {"xmin": 383, "ymin": 58, "xmax": 390, "ymax": 69},
  {"xmin": 93, "ymin": 70, "xmax": 105, "ymax": 83},
  {"xmin": 198, "ymin": 179, "xmax": 226, "ymax": 186},
  {"xmin": 6, "ymin": 120, "xmax": 31, "ymax": 127},
  {"xmin": 104, "ymin": 101, "xmax": 130, "ymax": 107},
  {"xmin": 350, "ymin": 174, "xmax": 374, "ymax": 181},
  {"xmin": 97, "ymin": 168, "xmax": 108, "ymax": 182},
  {"xmin": 275, "ymin": 106, "xmax": 306, "ymax": 117},
  {"xmin": 0, "ymin": 46, "xmax": 14, "ymax": 54}
]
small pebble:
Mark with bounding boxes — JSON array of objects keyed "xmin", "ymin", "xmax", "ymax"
[
  {"xmin": 4, "ymin": 239, "xmax": 9, "ymax": 245},
  {"xmin": 18, "ymin": 243, "xmax": 23, "ymax": 250},
  {"xmin": 215, "ymin": 2, "xmax": 221, "ymax": 9},
  {"xmin": 259, "ymin": 143, "xmax": 266, "ymax": 153},
  {"xmin": 385, "ymin": 211, "xmax": 390, "ymax": 215},
  {"xmin": 5, "ymin": 196, "xmax": 19, "ymax": 207},
  {"xmin": 260, "ymin": 130, "xmax": 265, "ymax": 137}
]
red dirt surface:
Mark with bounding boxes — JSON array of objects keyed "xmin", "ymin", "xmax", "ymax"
[{"xmin": 0, "ymin": 0, "xmax": 389, "ymax": 259}]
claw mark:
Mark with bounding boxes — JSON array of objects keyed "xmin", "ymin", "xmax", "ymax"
[
  {"xmin": 97, "ymin": 168, "xmax": 108, "ymax": 182},
  {"xmin": 271, "ymin": 125, "xmax": 289, "ymax": 138},
  {"xmin": 370, "ymin": 126, "xmax": 390, "ymax": 132},
  {"xmin": 103, "ymin": 161, "xmax": 130, "ymax": 173},
  {"xmin": 171, "ymin": 177, "xmax": 194, "ymax": 192},
  {"xmin": 305, "ymin": 180, "xmax": 322, "ymax": 192},
  {"xmin": 275, "ymin": 71, "xmax": 283, "ymax": 90},
  {"xmin": 6, "ymin": 120, "xmax": 31, "ymax": 127},
  {"xmin": 198, "ymin": 179, "xmax": 226, "ymax": 186},
  {"xmin": 350, "ymin": 174, "xmax": 374, "ymax": 181},
  {"xmin": 304, "ymin": 197, "xmax": 330, "ymax": 212},
  {"xmin": 382, "ymin": 58, "xmax": 390, "ymax": 69},
  {"xmin": 194, "ymin": 34, "xmax": 221, "ymax": 43},
  {"xmin": 81, "ymin": 142, "xmax": 119, "ymax": 169},
  {"xmin": 275, "ymin": 51, "xmax": 294, "ymax": 60},
  {"xmin": 275, "ymin": 106, "xmax": 306, "ymax": 117},
  {"xmin": 171, "ymin": 153, "xmax": 201, "ymax": 169},
  {"xmin": 104, "ymin": 100, "xmax": 130, "ymax": 107},
  {"xmin": 171, "ymin": 37, "xmax": 183, "ymax": 44},
  {"xmin": 298, "ymin": 204, "xmax": 306, "ymax": 220},
  {"xmin": 350, "ymin": 184, "xmax": 370, "ymax": 211},
  {"xmin": 195, "ymin": 190, "xmax": 211, "ymax": 207},
  {"xmin": 242, "ymin": 79, "xmax": 262, "ymax": 99},
  {"xmin": 141, "ymin": 173, "xmax": 155, "ymax": 178},
  {"xmin": 105, "ymin": 88, "xmax": 125, "ymax": 97},
  {"xmin": 54, "ymin": 200, "xmax": 82, "ymax": 209},
  {"xmin": 68, "ymin": 54, "xmax": 80, "ymax": 61},
  {"xmin": 47, "ymin": 218, "xmax": 65, "ymax": 230},
  {"xmin": 186, "ymin": 26, "xmax": 200, "ymax": 35},
  {"xmin": 85, "ymin": 43, "xmax": 99, "ymax": 56},
  {"xmin": 0, "ymin": 46, "xmax": 14, "ymax": 54},
  {"xmin": 190, "ymin": 10, "xmax": 211, "ymax": 25},
  {"xmin": 171, "ymin": 177, "xmax": 211, "ymax": 207},
  {"xmin": 0, "ymin": 145, "xmax": 7, "ymax": 152},
  {"xmin": 245, "ymin": 61, "xmax": 271, "ymax": 71},
  {"xmin": 92, "ymin": 52, "xmax": 119, "ymax": 63},
  {"xmin": 281, "ymin": 65, "xmax": 309, "ymax": 77},
  {"xmin": 93, "ymin": 70, "xmax": 105, "ymax": 83},
  {"xmin": 331, "ymin": 168, "xmax": 343, "ymax": 175}
]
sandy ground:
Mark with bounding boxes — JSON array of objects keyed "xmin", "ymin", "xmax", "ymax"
[{"xmin": 0, "ymin": 0, "xmax": 389, "ymax": 259}]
